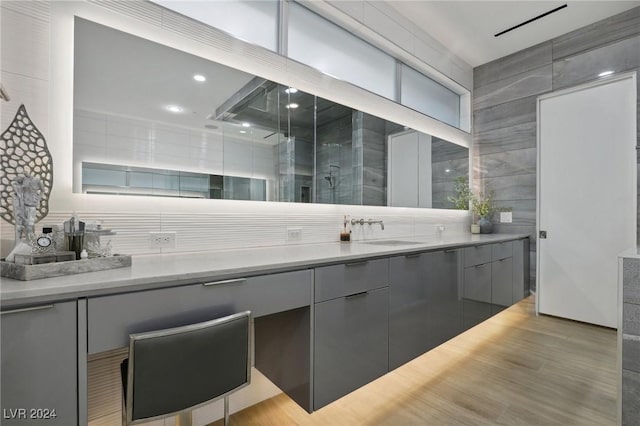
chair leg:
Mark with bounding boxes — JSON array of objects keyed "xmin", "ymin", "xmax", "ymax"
[
  {"xmin": 224, "ymin": 395, "xmax": 230, "ymax": 426},
  {"xmin": 176, "ymin": 411, "xmax": 192, "ymax": 426},
  {"xmin": 121, "ymin": 394, "xmax": 126, "ymax": 426}
]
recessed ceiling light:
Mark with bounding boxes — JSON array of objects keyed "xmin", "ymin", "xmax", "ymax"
[
  {"xmin": 286, "ymin": 103, "xmax": 299, "ymax": 109},
  {"xmin": 166, "ymin": 105, "xmax": 183, "ymax": 113},
  {"xmin": 285, "ymin": 87, "xmax": 298, "ymax": 94},
  {"xmin": 242, "ymin": 122, "xmax": 251, "ymax": 127},
  {"xmin": 239, "ymin": 130, "xmax": 247, "ymax": 134},
  {"xmin": 193, "ymin": 74, "xmax": 206, "ymax": 82},
  {"xmin": 598, "ymin": 70, "xmax": 614, "ymax": 77}
]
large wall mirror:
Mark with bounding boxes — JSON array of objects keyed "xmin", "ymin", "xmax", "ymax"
[{"xmin": 73, "ymin": 18, "xmax": 469, "ymax": 209}]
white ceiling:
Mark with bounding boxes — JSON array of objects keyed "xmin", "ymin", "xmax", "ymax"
[{"xmin": 388, "ymin": 1, "xmax": 640, "ymax": 67}]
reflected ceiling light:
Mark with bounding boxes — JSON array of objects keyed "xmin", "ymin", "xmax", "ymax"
[
  {"xmin": 165, "ymin": 105, "xmax": 183, "ymax": 113},
  {"xmin": 193, "ymin": 74, "xmax": 206, "ymax": 82},
  {"xmin": 286, "ymin": 103, "xmax": 299, "ymax": 109},
  {"xmin": 598, "ymin": 70, "xmax": 614, "ymax": 77},
  {"xmin": 445, "ymin": 169, "xmax": 451, "ymax": 173},
  {"xmin": 242, "ymin": 122, "xmax": 251, "ymax": 127},
  {"xmin": 285, "ymin": 87, "xmax": 298, "ymax": 94},
  {"xmin": 239, "ymin": 130, "xmax": 247, "ymax": 134}
]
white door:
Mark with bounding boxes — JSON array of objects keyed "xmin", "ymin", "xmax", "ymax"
[{"xmin": 537, "ymin": 74, "xmax": 636, "ymax": 328}]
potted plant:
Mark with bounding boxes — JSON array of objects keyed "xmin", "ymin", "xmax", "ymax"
[
  {"xmin": 448, "ymin": 179, "xmax": 496, "ymax": 234},
  {"xmin": 471, "ymin": 191, "xmax": 495, "ymax": 234}
]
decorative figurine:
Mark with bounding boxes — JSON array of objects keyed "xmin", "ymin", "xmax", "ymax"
[{"xmin": 12, "ymin": 173, "xmax": 44, "ymax": 243}]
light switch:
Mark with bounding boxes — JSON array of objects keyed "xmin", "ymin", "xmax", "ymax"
[{"xmin": 499, "ymin": 211, "xmax": 512, "ymax": 223}]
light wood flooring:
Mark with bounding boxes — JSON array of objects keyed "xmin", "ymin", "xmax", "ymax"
[{"xmin": 211, "ymin": 297, "xmax": 617, "ymax": 426}]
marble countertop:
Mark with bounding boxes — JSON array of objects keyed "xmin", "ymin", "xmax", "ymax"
[
  {"xmin": 1, "ymin": 233, "xmax": 528, "ymax": 308},
  {"xmin": 619, "ymin": 247, "xmax": 640, "ymax": 259}
]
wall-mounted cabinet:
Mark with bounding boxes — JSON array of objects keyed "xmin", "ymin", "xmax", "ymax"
[
  {"xmin": 1, "ymin": 302, "xmax": 78, "ymax": 425},
  {"xmin": 389, "ymin": 249, "xmax": 462, "ymax": 370},
  {"xmin": 462, "ymin": 241, "xmax": 527, "ymax": 328},
  {"xmin": 313, "ymin": 287, "xmax": 389, "ymax": 409},
  {"xmin": 313, "ymin": 260, "xmax": 390, "ymax": 410},
  {"xmin": 1, "ymin": 237, "xmax": 528, "ymax": 421}
]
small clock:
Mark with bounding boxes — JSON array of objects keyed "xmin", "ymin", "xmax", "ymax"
[
  {"xmin": 36, "ymin": 235, "xmax": 53, "ymax": 248},
  {"xmin": 28, "ymin": 232, "xmax": 55, "ymax": 254}
]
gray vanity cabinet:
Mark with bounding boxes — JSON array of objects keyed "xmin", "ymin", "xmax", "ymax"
[
  {"xmin": 313, "ymin": 260, "xmax": 389, "ymax": 410},
  {"xmin": 1, "ymin": 302, "xmax": 77, "ymax": 425},
  {"xmin": 491, "ymin": 242, "xmax": 513, "ymax": 310},
  {"xmin": 492, "ymin": 257, "xmax": 514, "ymax": 308},
  {"xmin": 314, "ymin": 258, "xmax": 389, "ymax": 302},
  {"xmin": 389, "ymin": 253, "xmax": 430, "ymax": 370},
  {"xmin": 425, "ymin": 249, "xmax": 463, "ymax": 350},
  {"xmin": 88, "ymin": 269, "xmax": 312, "ymax": 353},
  {"xmin": 389, "ymin": 249, "xmax": 462, "ymax": 370},
  {"xmin": 462, "ymin": 240, "xmax": 528, "ymax": 327},
  {"xmin": 313, "ymin": 287, "xmax": 389, "ymax": 410}
]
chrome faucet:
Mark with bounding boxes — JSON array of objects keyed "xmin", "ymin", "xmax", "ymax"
[{"xmin": 351, "ymin": 218, "xmax": 384, "ymax": 230}]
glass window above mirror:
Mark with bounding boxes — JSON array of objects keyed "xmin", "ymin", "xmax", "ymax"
[
  {"xmin": 287, "ymin": 3, "xmax": 397, "ymax": 101},
  {"xmin": 150, "ymin": 0, "xmax": 279, "ymax": 52},
  {"xmin": 73, "ymin": 18, "xmax": 469, "ymax": 210}
]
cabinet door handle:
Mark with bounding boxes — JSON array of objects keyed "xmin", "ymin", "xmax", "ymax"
[
  {"xmin": 1, "ymin": 304, "xmax": 54, "ymax": 315},
  {"xmin": 405, "ymin": 253, "xmax": 421, "ymax": 259},
  {"xmin": 475, "ymin": 264, "xmax": 488, "ymax": 268},
  {"xmin": 203, "ymin": 278, "xmax": 247, "ymax": 287},
  {"xmin": 444, "ymin": 249, "xmax": 456, "ymax": 254},
  {"xmin": 345, "ymin": 291, "xmax": 368, "ymax": 299},
  {"xmin": 345, "ymin": 260, "xmax": 369, "ymax": 267}
]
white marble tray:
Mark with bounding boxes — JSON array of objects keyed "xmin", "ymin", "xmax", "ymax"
[{"xmin": 1, "ymin": 255, "xmax": 132, "ymax": 281}]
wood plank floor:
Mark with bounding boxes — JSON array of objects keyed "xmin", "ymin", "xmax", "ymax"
[{"xmin": 211, "ymin": 297, "xmax": 617, "ymax": 426}]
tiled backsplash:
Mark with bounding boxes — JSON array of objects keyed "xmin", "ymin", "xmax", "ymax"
[{"xmin": 0, "ymin": 208, "xmax": 471, "ymax": 257}]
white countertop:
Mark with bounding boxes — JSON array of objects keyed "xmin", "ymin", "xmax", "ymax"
[
  {"xmin": 1, "ymin": 233, "xmax": 528, "ymax": 308},
  {"xmin": 619, "ymin": 247, "xmax": 640, "ymax": 259}
]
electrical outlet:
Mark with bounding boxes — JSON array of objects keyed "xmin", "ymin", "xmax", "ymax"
[
  {"xmin": 286, "ymin": 227, "xmax": 302, "ymax": 242},
  {"xmin": 148, "ymin": 232, "xmax": 176, "ymax": 248}
]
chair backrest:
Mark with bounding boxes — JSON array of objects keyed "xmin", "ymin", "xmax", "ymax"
[{"xmin": 123, "ymin": 311, "xmax": 252, "ymax": 425}]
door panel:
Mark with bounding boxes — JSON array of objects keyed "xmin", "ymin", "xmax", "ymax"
[{"xmin": 538, "ymin": 75, "xmax": 636, "ymax": 327}]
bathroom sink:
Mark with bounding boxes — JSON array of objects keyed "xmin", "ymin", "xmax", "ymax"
[{"xmin": 360, "ymin": 240, "xmax": 423, "ymax": 246}]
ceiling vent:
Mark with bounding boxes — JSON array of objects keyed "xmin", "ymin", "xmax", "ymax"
[{"xmin": 494, "ymin": 4, "xmax": 567, "ymax": 37}]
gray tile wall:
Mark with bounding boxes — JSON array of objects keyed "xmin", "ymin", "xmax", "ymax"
[
  {"xmin": 623, "ymin": 258, "xmax": 640, "ymax": 425},
  {"xmin": 473, "ymin": 6, "xmax": 640, "ymax": 291}
]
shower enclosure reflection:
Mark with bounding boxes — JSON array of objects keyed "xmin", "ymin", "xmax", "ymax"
[{"xmin": 73, "ymin": 18, "xmax": 469, "ymax": 209}]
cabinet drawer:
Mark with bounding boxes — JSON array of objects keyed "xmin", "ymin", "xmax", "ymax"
[
  {"xmin": 88, "ymin": 269, "xmax": 312, "ymax": 353},
  {"xmin": 492, "ymin": 241, "xmax": 513, "ymax": 261},
  {"xmin": 1, "ymin": 302, "xmax": 78, "ymax": 425},
  {"xmin": 492, "ymin": 257, "xmax": 514, "ymax": 307},
  {"xmin": 464, "ymin": 244, "xmax": 492, "ymax": 267},
  {"xmin": 314, "ymin": 287, "xmax": 389, "ymax": 409},
  {"xmin": 315, "ymin": 258, "xmax": 389, "ymax": 302},
  {"xmin": 463, "ymin": 263, "xmax": 492, "ymax": 303}
]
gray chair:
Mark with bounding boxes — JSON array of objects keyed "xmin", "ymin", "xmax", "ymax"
[{"xmin": 121, "ymin": 311, "xmax": 252, "ymax": 426}]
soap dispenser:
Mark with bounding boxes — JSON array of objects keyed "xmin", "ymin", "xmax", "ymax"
[{"xmin": 340, "ymin": 215, "xmax": 351, "ymax": 242}]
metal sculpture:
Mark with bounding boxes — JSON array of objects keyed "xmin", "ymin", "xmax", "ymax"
[{"xmin": 0, "ymin": 104, "xmax": 53, "ymax": 227}]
